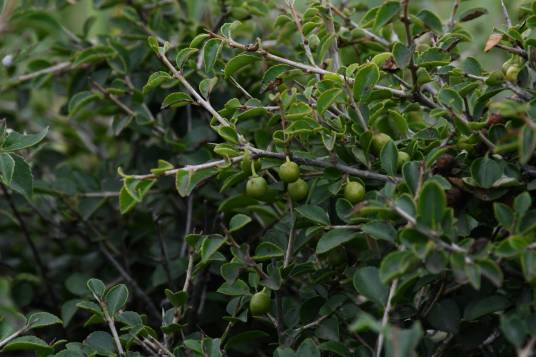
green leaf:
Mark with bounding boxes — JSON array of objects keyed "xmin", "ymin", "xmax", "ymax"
[
  {"xmin": 201, "ymin": 235, "xmax": 226, "ymax": 263},
  {"xmin": 68, "ymin": 91, "xmax": 99, "ymax": 115},
  {"xmin": 104, "ymin": 284, "xmax": 128, "ymax": 316},
  {"xmin": 438, "ymin": 88, "xmax": 464, "ymax": 113},
  {"xmin": 353, "ymin": 63, "xmax": 379, "ymax": 102},
  {"xmin": 229, "ymin": 214, "xmax": 252, "ymax": 232},
  {"xmin": 3, "ymin": 336, "xmax": 53, "ymax": 354},
  {"xmin": 224, "ymin": 53, "xmax": 260, "ymax": 78},
  {"xmin": 203, "ymin": 38, "xmax": 223, "ymax": 74},
  {"xmin": 73, "ymin": 46, "xmax": 115, "ymax": 67},
  {"xmin": 463, "ymin": 295, "xmax": 509, "ymax": 321},
  {"xmin": 176, "ymin": 168, "xmax": 217, "ymax": 197},
  {"xmin": 379, "ymin": 251, "xmax": 415, "ymax": 282},
  {"xmin": 393, "ymin": 42, "xmax": 411, "ymax": 68},
  {"xmin": 459, "ymin": 7, "xmax": 488, "ymax": 22},
  {"xmin": 0, "ymin": 153, "xmax": 15, "ymax": 185},
  {"xmin": 519, "ymin": 125, "xmax": 536, "ymax": 164},
  {"xmin": 317, "ymin": 88, "xmax": 342, "ymax": 115},
  {"xmin": 297, "ymin": 338, "xmax": 320, "ymax": 357},
  {"xmin": 10, "ymin": 155, "xmax": 33, "ymax": 197},
  {"xmin": 161, "ymin": 92, "xmax": 194, "ymax": 109},
  {"xmin": 295, "ymin": 205, "xmax": 329, "ymax": 226},
  {"xmin": 27, "ymin": 312, "xmax": 62, "ymax": 329},
  {"xmin": 261, "ymin": 64, "xmax": 290, "ymax": 91},
  {"xmin": 119, "ymin": 186, "xmax": 137, "ymax": 214},
  {"xmin": 217, "ymin": 279, "xmax": 250, "ymax": 296},
  {"xmin": 402, "ymin": 161, "xmax": 420, "ymax": 195},
  {"xmin": 361, "ymin": 221, "xmax": 396, "ymax": 243},
  {"xmin": 87, "ymin": 278, "xmax": 106, "ymax": 299},
  {"xmin": 494, "ymin": 203, "xmax": 514, "ymax": 229},
  {"xmin": 470, "ymin": 156, "xmax": 503, "ymax": 189},
  {"xmin": 316, "ymin": 229, "xmax": 359, "ymax": 254},
  {"xmin": 514, "ymin": 192, "xmax": 532, "ymax": 215},
  {"xmin": 380, "ymin": 140, "xmax": 398, "ymax": 176},
  {"xmin": 416, "ymin": 48, "xmax": 450, "ymax": 67},
  {"xmin": 85, "ymin": 331, "xmax": 115, "ymax": 355},
  {"xmin": 165, "ymin": 289, "xmax": 188, "ymax": 308},
  {"xmin": 253, "ymin": 242, "xmax": 284, "ymax": 261},
  {"xmin": 417, "ymin": 181, "xmax": 446, "ymax": 229},
  {"xmin": 374, "ymin": 1, "xmax": 401, "ymax": 30},
  {"xmin": 2, "ymin": 127, "xmax": 48, "ymax": 152},
  {"xmin": 176, "ymin": 47, "xmax": 198, "ymax": 69},
  {"xmin": 417, "ymin": 9, "xmax": 443, "ymax": 33},
  {"xmin": 353, "ymin": 266, "xmax": 388, "ymax": 306},
  {"xmin": 143, "ymin": 71, "xmax": 172, "ymax": 94}
]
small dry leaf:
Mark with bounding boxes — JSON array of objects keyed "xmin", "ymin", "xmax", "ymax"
[{"xmin": 484, "ymin": 33, "xmax": 503, "ymax": 52}]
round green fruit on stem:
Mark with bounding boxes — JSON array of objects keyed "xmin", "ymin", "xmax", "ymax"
[
  {"xmin": 371, "ymin": 133, "xmax": 392, "ymax": 155},
  {"xmin": 397, "ymin": 151, "xmax": 410, "ymax": 169},
  {"xmin": 505, "ymin": 65, "xmax": 521, "ymax": 82},
  {"xmin": 279, "ymin": 160, "xmax": 300, "ymax": 183},
  {"xmin": 344, "ymin": 181, "xmax": 365, "ymax": 204},
  {"xmin": 246, "ymin": 176, "xmax": 267, "ymax": 199},
  {"xmin": 288, "ymin": 178, "xmax": 308, "ymax": 201},
  {"xmin": 249, "ymin": 288, "xmax": 271, "ymax": 316}
]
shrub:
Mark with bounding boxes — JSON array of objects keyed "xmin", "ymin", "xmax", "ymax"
[{"xmin": 1, "ymin": 0, "xmax": 536, "ymax": 356}]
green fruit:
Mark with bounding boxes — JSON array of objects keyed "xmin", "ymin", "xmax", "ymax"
[
  {"xmin": 288, "ymin": 178, "xmax": 308, "ymax": 201},
  {"xmin": 505, "ymin": 65, "xmax": 521, "ymax": 82},
  {"xmin": 397, "ymin": 151, "xmax": 410, "ymax": 169},
  {"xmin": 279, "ymin": 161, "xmax": 300, "ymax": 183},
  {"xmin": 249, "ymin": 289, "xmax": 271, "ymax": 316},
  {"xmin": 344, "ymin": 181, "xmax": 365, "ymax": 204},
  {"xmin": 241, "ymin": 152, "xmax": 261, "ymax": 174},
  {"xmin": 371, "ymin": 133, "xmax": 392, "ymax": 154},
  {"xmin": 246, "ymin": 176, "xmax": 267, "ymax": 199}
]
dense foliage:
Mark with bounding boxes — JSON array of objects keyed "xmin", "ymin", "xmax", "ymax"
[{"xmin": 2, "ymin": 0, "xmax": 536, "ymax": 356}]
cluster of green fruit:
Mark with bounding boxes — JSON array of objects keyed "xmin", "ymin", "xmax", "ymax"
[
  {"xmin": 243, "ymin": 152, "xmax": 309, "ymax": 201},
  {"xmin": 243, "ymin": 132, "xmax": 409, "ymax": 204}
]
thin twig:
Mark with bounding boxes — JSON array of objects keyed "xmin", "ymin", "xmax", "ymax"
[
  {"xmin": 94, "ymin": 293, "xmax": 125, "ymax": 356},
  {"xmin": 287, "ymin": 0, "xmax": 319, "ymax": 70},
  {"xmin": 375, "ymin": 279, "xmax": 398, "ymax": 357},
  {"xmin": 500, "ymin": 0, "xmax": 512, "ymax": 28},
  {"xmin": 519, "ymin": 336, "xmax": 536, "ymax": 357},
  {"xmin": 329, "ymin": 5, "xmax": 390, "ymax": 46},
  {"xmin": 210, "ymin": 33, "xmax": 407, "ymax": 98}
]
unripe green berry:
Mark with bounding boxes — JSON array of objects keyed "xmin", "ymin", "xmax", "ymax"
[
  {"xmin": 288, "ymin": 178, "xmax": 308, "ymax": 201},
  {"xmin": 246, "ymin": 176, "xmax": 267, "ymax": 199},
  {"xmin": 279, "ymin": 161, "xmax": 300, "ymax": 183},
  {"xmin": 249, "ymin": 288, "xmax": 271, "ymax": 316},
  {"xmin": 344, "ymin": 181, "xmax": 365, "ymax": 204}
]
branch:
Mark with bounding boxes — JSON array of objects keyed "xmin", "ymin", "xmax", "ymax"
[
  {"xmin": 287, "ymin": 0, "xmax": 318, "ymax": 69},
  {"xmin": 447, "ymin": 0, "xmax": 461, "ymax": 31},
  {"xmin": 95, "ymin": 295, "xmax": 125, "ymax": 356},
  {"xmin": 375, "ymin": 279, "xmax": 398, "ymax": 357},
  {"xmin": 210, "ymin": 33, "xmax": 408, "ymax": 98},
  {"xmin": 500, "ymin": 0, "xmax": 512, "ymax": 28},
  {"xmin": 0, "ymin": 327, "xmax": 27, "ymax": 349},
  {"xmin": 519, "ymin": 336, "xmax": 536, "ymax": 357},
  {"xmin": 495, "ymin": 44, "xmax": 528, "ymax": 59},
  {"xmin": 322, "ymin": 0, "xmax": 340, "ymax": 71},
  {"xmin": 329, "ymin": 5, "xmax": 390, "ymax": 47}
]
